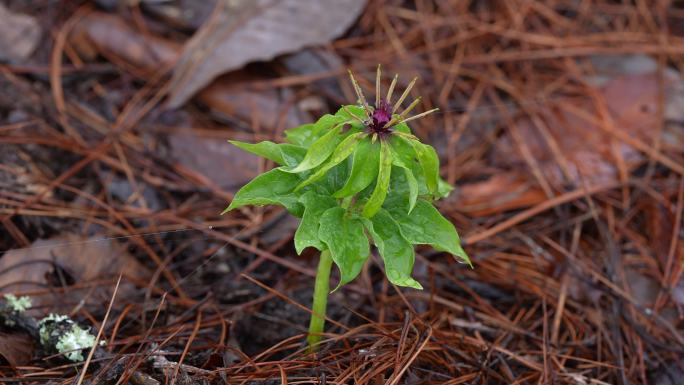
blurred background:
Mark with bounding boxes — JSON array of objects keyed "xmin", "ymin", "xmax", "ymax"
[{"xmin": 0, "ymin": 0, "xmax": 683, "ymax": 383}]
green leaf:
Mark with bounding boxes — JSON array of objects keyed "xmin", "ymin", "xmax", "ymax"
[
  {"xmin": 389, "ymin": 138, "xmax": 418, "ymax": 213},
  {"xmin": 408, "ymin": 139, "xmax": 440, "ymax": 195},
  {"xmin": 334, "ymin": 139, "xmax": 380, "ymax": 198},
  {"xmin": 284, "ymin": 123, "xmax": 349, "ymax": 173},
  {"xmin": 285, "ymin": 113, "xmax": 347, "ymax": 147},
  {"xmin": 335, "ymin": 105, "xmax": 367, "ymax": 121},
  {"xmin": 387, "ymin": 200, "xmax": 470, "ymax": 266},
  {"xmin": 383, "ymin": 166, "xmax": 427, "ymax": 212},
  {"xmin": 294, "ymin": 192, "xmax": 337, "ymax": 254},
  {"xmin": 437, "ymin": 177, "xmax": 454, "ymax": 199},
  {"xmin": 223, "ymin": 168, "xmax": 303, "ymax": 217},
  {"xmin": 362, "ymin": 140, "xmax": 393, "ymax": 218},
  {"xmin": 228, "ymin": 140, "xmax": 305, "ymax": 168},
  {"xmin": 284, "ymin": 123, "xmax": 317, "ymax": 147},
  {"xmin": 295, "ymin": 133, "xmax": 365, "ymax": 191},
  {"xmin": 393, "ymin": 121, "xmax": 412, "ymax": 134},
  {"xmin": 318, "ymin": 207, "xmax": 370, "ymax": 288},
  {"xmin": 318, "ymin": 160, "xmax": 350, "ymax": 195},
  {"xmin": 400, "ymin": 168, "xmax": 418, "ymax": 213},
  {"xmin": 364, "ymin": 210, "xmax": 422, "ymax": 289}
]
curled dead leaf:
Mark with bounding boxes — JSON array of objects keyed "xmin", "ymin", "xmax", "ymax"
[
  {"xmin": 0, "ymin": 233, "xmax": 149, "ymax": 313},
  {"xmin": 70, "ymin": 12, "xmax": 180, "ymax": 74},
  {"xmin": 166, "ymin": 0, "xmax": 367, "ymax": 107},
  {"xmin": 198, "ymin": 75, "xmax": 309, "ymax": 131}
]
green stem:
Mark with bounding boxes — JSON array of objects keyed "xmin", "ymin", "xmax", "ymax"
[
  {"xmin": 306, "ymin": 249, "xmax": 333, "ymax": 351},
  {"xmin": 340, "ymin": 196, "xmax": 353, "ymax": 210}
]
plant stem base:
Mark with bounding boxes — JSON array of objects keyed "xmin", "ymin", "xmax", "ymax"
[{"xmin": 306, "ymin": 250, "xmax": 333, "ymax": 352}]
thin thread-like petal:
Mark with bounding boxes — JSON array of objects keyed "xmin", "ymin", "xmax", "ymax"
[
  {"xmin": 375, "ymin": 65, "xmax": 381, "ymax": 107},
  {"xmin": 399, "ymin": 108, "xmax": 439, "ymax": 124},
  {"xmin": 400, "ymin": 97, "xmax": 422, "ymax": 118},
  {"xmin": 392, "ymin": 77, "xmax": 418, "ymax": 113},
  {"xmin": 384, "ymin": 97, "xmax": 422, "ymax": 128},
  {"xmin": 386, "ymin": 74, "xmax": 398, "ymax": 104},
  {"xmin": 348, "ymin": 70, "xmax": 370, "ymax": 114}
]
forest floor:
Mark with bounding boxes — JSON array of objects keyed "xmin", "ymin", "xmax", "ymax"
[{"xmin": 0, "ymin": 1, "xmax": 683, "ymax": 384}]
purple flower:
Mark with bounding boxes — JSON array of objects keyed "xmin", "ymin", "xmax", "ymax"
[
  {"xmin": 369, "ymin": 99, "xmax": 392, "ymax": 133},
  {"xmin": 347, "ymin": 66, "xmax": 438, "ymax": 139}
]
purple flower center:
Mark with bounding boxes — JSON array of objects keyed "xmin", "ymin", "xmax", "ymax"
[{"xmin": 368, "ymin": 99, "xmax": 392, "ymax": 134}]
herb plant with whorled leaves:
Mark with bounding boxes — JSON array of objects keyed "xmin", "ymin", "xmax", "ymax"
[{"xmin": 224, "ymin": 66, "xmax": 470, "ymax": 351}]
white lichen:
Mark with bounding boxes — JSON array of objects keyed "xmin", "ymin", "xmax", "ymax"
[
  {"xmin": 38, "ymin": 313, "xmax": 98, "ymax": 361},
  {"xmin": 39, "ymin": 313, "xmax": 69, "ymax": 324},
  {"xmin": 38, "ymin": 313, "xmax": 69, "ymax": 346},
  {"xmin": 4, "ymin": 293, "xmax": 32, "ymax": 313},
  {"xmin": 55, "ymin": 325, "xmax": 97, "ymax": 362}
]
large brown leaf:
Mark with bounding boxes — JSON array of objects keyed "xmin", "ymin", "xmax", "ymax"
[
  {"xmin": 70, "ymin": 12, "xmax": 180, "ymax": 73},
  {"xmin": 0, "ymin": 233, "xmax": 149, "ymax": 313},
  {"xmin": 166, "ymin": 0, "xmax": 367, "ymax": 107},
  {"xmin": 455, "ymin": 63, "xmax": 682, "ymax": 216},
  {"xmin": 0, "ymin": 332, "xmax": 34, "ymax": 367},
  {"xmin": 0, "ymin": 4, "xmax": 41, "ymax": 63}
]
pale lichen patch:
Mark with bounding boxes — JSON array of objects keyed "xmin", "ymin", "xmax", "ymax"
[
  {"xmin": 4, "ymin": 293, "xmax": 32, "ymax": 313},
  {"xmin": 38, "ymin": 313, "xmax": 98, "ymax": 362}
]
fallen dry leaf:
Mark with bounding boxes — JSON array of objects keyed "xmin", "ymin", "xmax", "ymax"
[
  {"xmin": 68, "ymin": 12, "xmax": 310, "ymax": 188},
  {"xmin": 169, "ymin": 74, "xmax": 309, "ymax": 190},
  {"xmin": 454, "ymin": 173, "xmax": 546, "ymax": 217},
  {"xmin": 141, "ymin": 0, "xmax": 217, "ymax": 31},
  {"xmin": 282, "ymin": 49, "xmax": 346, "ymax": 98},
  {"xmin": 166, "ymin": 0, "xmax": 367, "ymax": 107},
  {"xmin": 198, "ymin": 75, "xmax": 308, "ymax": 132},
  {"xmin": 169, "ymin": 131, "xmax": 261, "ymax": 191},
  {"xmin": 0, "ymin": 4, "xmax": 41, "ymax": 62},
  {"xmin": 70, "ymin": 12, "xmax": 180, "ymax": 74},
  {"xmin": 455, "ymin": 64, "xmax": 684, "ymax": 215},
  {"xmin": 0, "ymin": 233, "xmax": 149, "ymax": 312},
  {"xmin": 0, "ymin": 332, "xmax": 34, "ymax": 367},
  {"xmin": 199, "ymin": 84, "xmax": 301, "ymax": 130},
  {"xmin": 70, "ymin": 12, "xmax": 309, "ymax": 133},
  {"xmin": 493, "ymin": 74, "xmax": 657, "ymax": 188}
]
